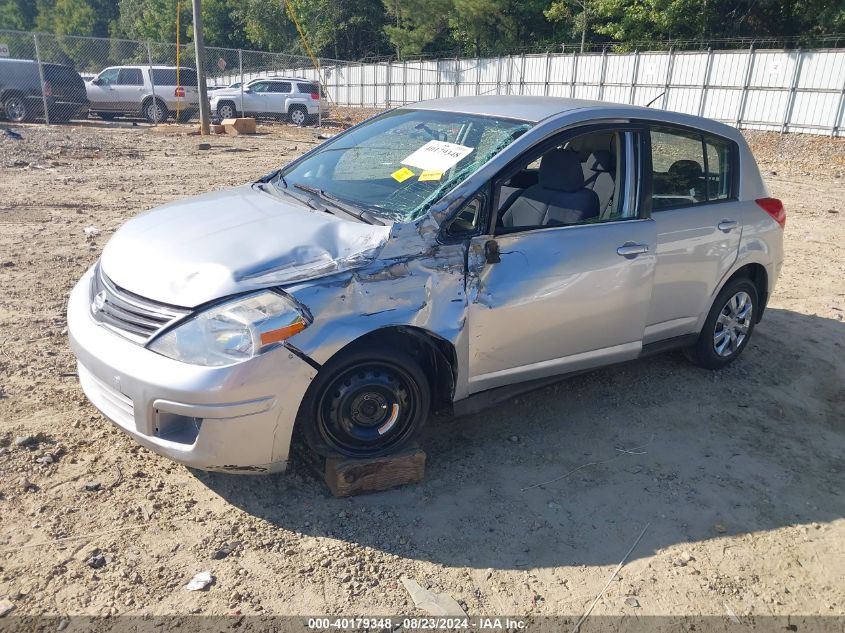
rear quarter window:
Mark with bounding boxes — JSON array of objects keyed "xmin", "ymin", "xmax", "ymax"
[
  {"xmin": 297, "ymin": 82, "xmax": 322, "ymax": 95},
  {"xmin": 151, "ymin": 68, "xmax": 197, "ymax": 86}
]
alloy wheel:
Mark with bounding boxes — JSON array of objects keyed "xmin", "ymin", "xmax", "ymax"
[
  {"xmin": 145, "ymin": 101, "xmax": 164, "ymax": 123},
  {"xmin": 218, "ymin": 103, "xmax": 235, "ymax": 119},
  {"xmin": 713, "ymin": 290, "xmax": 753, "ymax": 357}
]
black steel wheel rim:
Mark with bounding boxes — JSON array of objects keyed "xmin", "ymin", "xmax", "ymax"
[{"xmin": 317, "ymin": 362, "xmax": 420, "ymax": 456}]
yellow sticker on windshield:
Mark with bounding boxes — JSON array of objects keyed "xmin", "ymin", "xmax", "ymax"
[
  {"xmin": 391, "ymin": 167, "xmax": 415, "ymax": 183},
  {"xmin": 418, "ymin": 170, "xmax": 443, "ymax": 182}
]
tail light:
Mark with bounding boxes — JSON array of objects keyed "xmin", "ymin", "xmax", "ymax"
[
  {"xmin": 309, "ymin": 92, "xmax": 320, "ymax": 100},
  {"xmin": 174, "ymin": 86, "xmax": 185, "ymax": 98},
  {"xmin": 755, "ymin": 197, "xmax": 786, "ymax": 228},
  {"xmin": 42, "ymin": 80, "xmax": 52, "ymax": 97}
]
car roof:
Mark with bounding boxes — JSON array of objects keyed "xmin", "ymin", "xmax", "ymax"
[
  {"xmin": 407, "ymin": 96, "xmax": 613, "ymax": 122},
  {"xmin": 404, "ymin": 95, "xmax": 742, "ymax": 141},
  {"xmin": 109, "ymin": 65, "xmax": 194, "ymax": 70},
  {"xmin": 0, "ymin": 58, "xmax": 70, "ymax": 68},
  {"xmin": 248, "ymin": 77, "xmax": 313, "ymax": 83}
]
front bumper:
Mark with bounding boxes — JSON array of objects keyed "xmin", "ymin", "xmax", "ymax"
[{"xmin": 67, "ymin": 267, "xmax": 318, "ymax": 474}]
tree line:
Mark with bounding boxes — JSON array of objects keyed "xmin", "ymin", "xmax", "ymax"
[{"xmin": 1, "ymin": 0, "xmax": 842, "ymax": 60}]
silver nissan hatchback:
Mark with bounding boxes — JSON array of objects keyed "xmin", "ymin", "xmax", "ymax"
[{"xmin": 67, "ymin": 96, "xmax": 785, "ymax": 473}]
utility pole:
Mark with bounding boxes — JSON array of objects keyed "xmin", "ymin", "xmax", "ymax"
[{"xmin": 191, "ymin": 0, "xmax": 210, "ymax": 134}]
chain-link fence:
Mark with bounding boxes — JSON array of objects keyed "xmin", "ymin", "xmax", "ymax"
[
  {"xmin": 0, "ymin": 30, "xmax": 339, "ymax": 126},
  {"xmin": 2, "ymin": 30, "xmax": 845, "ymax": 136}
]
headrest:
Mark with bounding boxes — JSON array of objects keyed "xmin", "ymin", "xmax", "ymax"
[
  {"xmin": 668, "ymin": 159, "xmax": 703, "ymax": 179},
  {"xmin": 540, "ymin": 149, "xmax": 584, "ymax": 192},
  {"xmin": 588, "ymin": 150, "xmax": 614, "ymax": 173}
]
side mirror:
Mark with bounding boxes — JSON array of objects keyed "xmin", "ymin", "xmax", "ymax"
[
  {"xmin": 243, "ymin": 87, "xmax": 252, "ymax": 93},
  {"xmin": 484, "ymin": 239, "xmax": 500, "ymax": 264},
  {"xmin": 91, "ymin": 78, "xmax": 103, "ymax": 86}
]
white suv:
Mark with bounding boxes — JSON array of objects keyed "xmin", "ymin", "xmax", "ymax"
[
  {"xmin": 209, "ymin": 77, "xmax": 329, "ymax": 125},
  {"xmin": 86, "ymin": 66, "xmax": 199, "ymax": 123}
]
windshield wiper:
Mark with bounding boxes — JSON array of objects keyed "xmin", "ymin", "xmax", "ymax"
[{"xmin": 293, "ymin": 184, "xmax": 383, "ymax": 226}]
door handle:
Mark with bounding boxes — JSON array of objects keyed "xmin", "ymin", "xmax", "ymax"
[
  {"xmin": 717, "ymin": 219, "xmax": 738, "ymax": 232},
  {"xmin": 616, "ymin": 242, "xmax": 649, "ymax": 259}
]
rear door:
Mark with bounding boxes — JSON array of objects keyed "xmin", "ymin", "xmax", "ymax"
[
  {"xmin": 465, "ymin": 125, "xmax": 657, "ymax": 393},
  {"xmin": 114, "ymin": 68, "xmax": 144, "ymax": 110},
  {"xmin": 644, "ymin": 126, "xmax": 742, "ymax": 343},
  {"xmin": 268, "ymin": 81, "xmax": 292, "ymax": 114}
]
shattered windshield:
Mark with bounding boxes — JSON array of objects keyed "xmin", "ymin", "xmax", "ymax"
[{"xmin": 275, "ymin": 109, "xmax": 531, "ymax": 223}]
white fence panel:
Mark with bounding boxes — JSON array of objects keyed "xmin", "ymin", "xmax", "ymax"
[{"xmin": 316, "ymin": 46, "xmax": 842, "ymax": 135}]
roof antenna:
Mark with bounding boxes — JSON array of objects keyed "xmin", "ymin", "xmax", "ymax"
[{"xmin": 644, "ymin": 91, "xmax": 665, "ymax": 108}]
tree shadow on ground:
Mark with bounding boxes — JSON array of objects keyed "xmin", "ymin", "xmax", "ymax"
[{"xmin": 195, "ymin": 307, "xmax": 845, "ymax": 570}]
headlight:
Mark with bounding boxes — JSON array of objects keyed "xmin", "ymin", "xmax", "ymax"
[{"xmin": 148, "ymin": 291, "xmax": 309, "ymax": 367}]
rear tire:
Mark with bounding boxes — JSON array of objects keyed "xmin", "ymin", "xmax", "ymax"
[
  {"xmin": 288, "ymin": 105, "xmax": 307, "ymax": 126},
  {"xmin": 297, "ymin": 345, "xmax": 430, "ymax": 458},
  {"xmin": 142, "ymin": 98, "xmax": 168, "ymax": 123},
  {"xmin": 686, "ymin": 277, "xmax": 758, "ymax": 370},
  {"xmin": 3, "ymin": 94, "xmax": 29, "ymax": 123}
]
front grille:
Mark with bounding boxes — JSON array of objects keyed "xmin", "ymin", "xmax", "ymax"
[{"xmin": 90, "ymin": 265, "xmax": 190, "ymax": 343}]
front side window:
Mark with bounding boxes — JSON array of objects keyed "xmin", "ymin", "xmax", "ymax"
[
  {"xmin": 494, "ymin": 129, "xmax": 634, "ymax": 232},
  {"xmin": 250, "ymin": 81, "xmax": 271, "ymax": 93},
  {"xmin": 276, "ymin": 109, "xmax": 530, "ymax": 223},
  {"xmin": 97, "ymin": 68, "xmax": 119, "ymax": 85},
  {"xmin": 651, "ymin": 126, "xmax": 735, "ymax": 210}
]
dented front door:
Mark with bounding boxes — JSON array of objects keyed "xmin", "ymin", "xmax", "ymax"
[{"xmin": 465, "ymin": 219, "xmax": 657, "ymax": 393}]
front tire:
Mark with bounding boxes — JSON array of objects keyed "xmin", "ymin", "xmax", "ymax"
[
  {"xmin": 686, "ymin": 278, "xmax": 758, "ymax": 370},
  {"xmin": 216, "ymin": 101, "xmax": 237, "ymax": 120},
  {"xmin": 298, "ymin": 346, "xmax": 430, "ymax": 458}
]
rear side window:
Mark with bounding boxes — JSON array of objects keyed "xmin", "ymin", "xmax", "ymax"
[
  {"xmin": 118, "ymin": 68, "xmax": 142, "ymax": 85},
  {"xmin": 650, "ymin": 126, "xmax": 735, "ymax": 211},
  {"xmin": 268, "ymin": 82, "xmax": 291, "ymax": 93}
]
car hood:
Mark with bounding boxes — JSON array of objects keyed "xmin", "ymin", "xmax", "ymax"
[
  {"xmin": 210, "ymin": 89, "xmax": 240, "ymax": 99},
  {"xmin": 100, "ymin": 184, "xmax": 392, "ymax": 307}
]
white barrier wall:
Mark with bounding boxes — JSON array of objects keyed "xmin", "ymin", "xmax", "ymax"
[{"xmin": 317, "ymin": 48, "xmax": 845, "ymax": 136}]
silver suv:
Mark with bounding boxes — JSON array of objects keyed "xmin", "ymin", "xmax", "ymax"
[
  {"xmin": 86, "ymin": 65, "xmax": 199, "ymax": 123},
  {"xmin": 209, "ymin": 76, "xmax": 329, "ymax": 125},
  {"xmin": 68, "ymin": 96, "xmax": 785, "ymax": 473}
]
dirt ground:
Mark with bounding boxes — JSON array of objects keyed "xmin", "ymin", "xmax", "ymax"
[{"xmin": 0, "ymin": 116, "xmax": 843, "ymax": 628}]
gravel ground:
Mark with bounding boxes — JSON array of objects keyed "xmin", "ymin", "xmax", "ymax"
[{"xmin": 0, "ymin": 119, "xmax": 843, "ymax": 627}]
